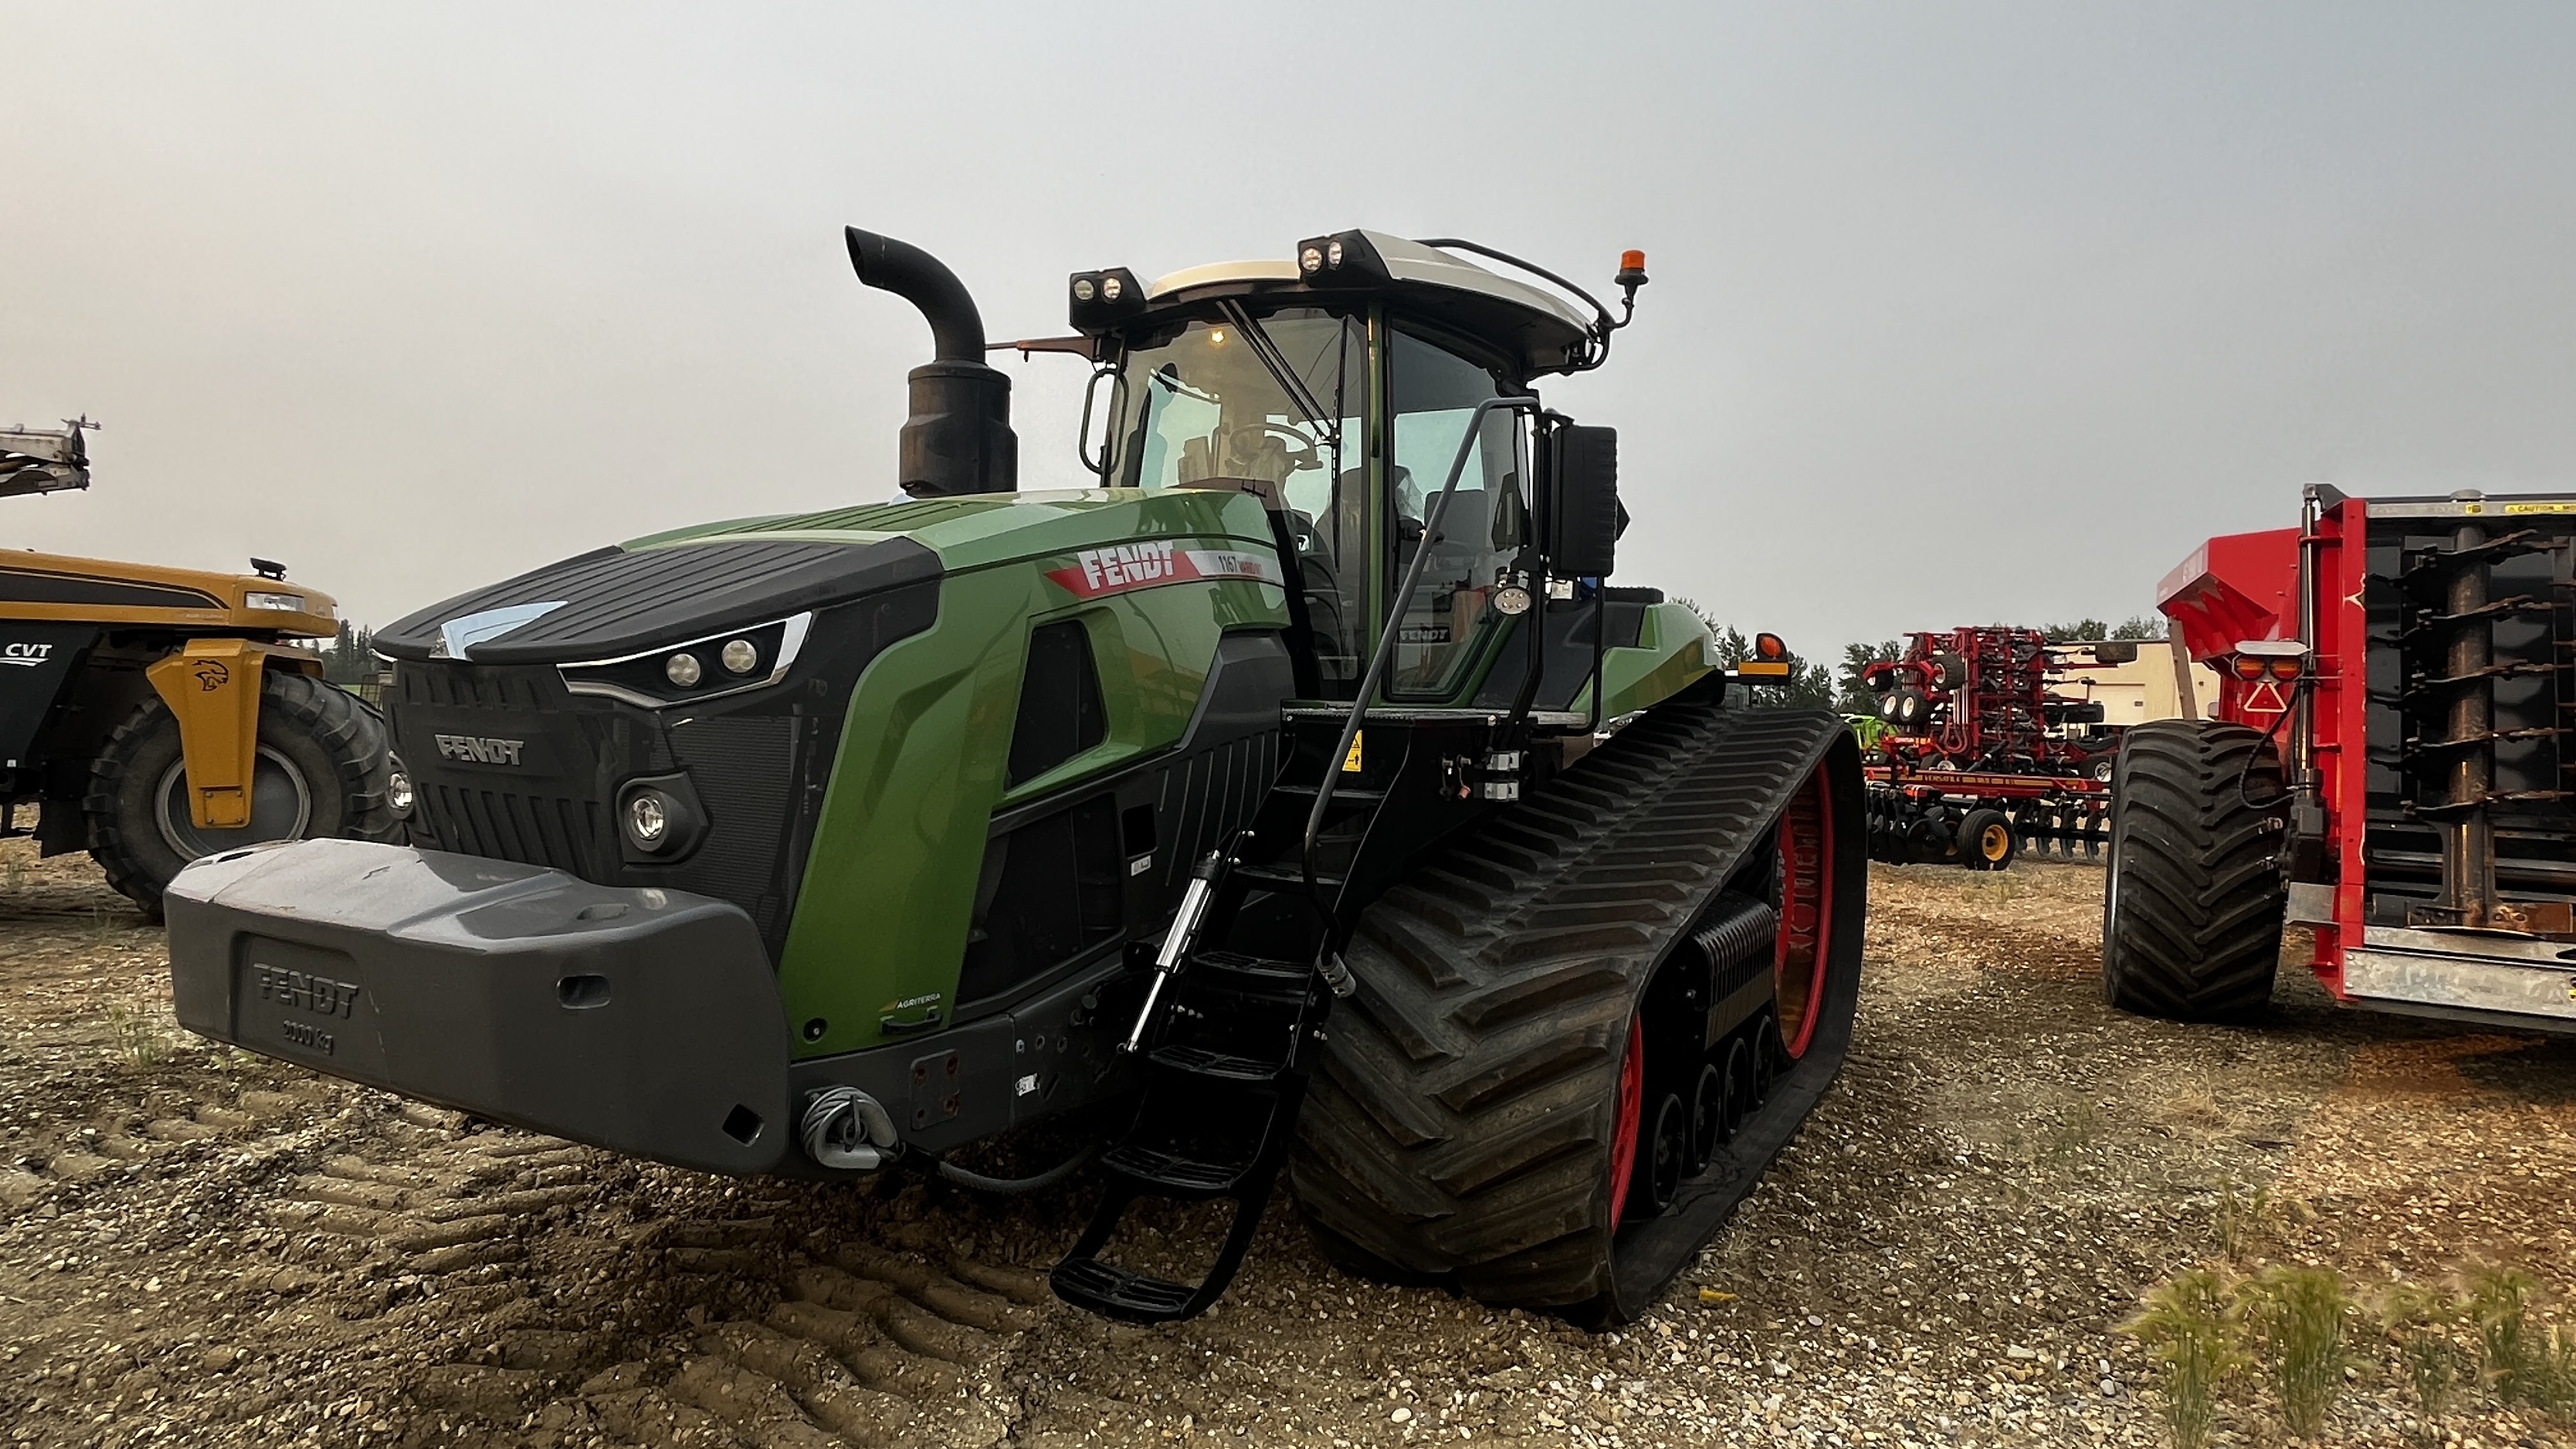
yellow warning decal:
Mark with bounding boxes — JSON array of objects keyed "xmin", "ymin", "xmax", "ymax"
[
  {"xmin": 2504, "ymin": 502, "xmax": 2576, "ymax": 514},
  {"xmin": 1342, "ymin": 732, "xmax": 1364, "ymax": 772}
]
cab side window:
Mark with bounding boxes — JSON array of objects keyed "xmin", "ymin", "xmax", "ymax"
[{"xmin": 1385, "ymin": 330, "xmax": 1526, "ymax": 697}]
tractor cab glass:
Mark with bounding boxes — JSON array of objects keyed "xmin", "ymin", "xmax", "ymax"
[
  {"xmin": 1385, "ymin": 328, "xmax": 1525, "ymax": 696},
  {"xmin": 1109, "ymin": 309, "xmax": 1369, "ymax": 691},
  {"xmin": 1105, "ymin": 307, "xmax": 1528, "ymax": 703}
]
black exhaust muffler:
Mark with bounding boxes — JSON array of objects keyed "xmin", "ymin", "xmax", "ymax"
[{"xmin": 845, "ymin": 226, "xmax": 1017, "ymax": 498}]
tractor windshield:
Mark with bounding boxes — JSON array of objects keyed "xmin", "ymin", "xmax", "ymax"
[{"xmin": 1110, "ymin": 309, "xmax": 1369, "ymax": 693}]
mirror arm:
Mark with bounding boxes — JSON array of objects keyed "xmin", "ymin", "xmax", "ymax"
[{"xmin": 1076, "ymin": 358, "xmax": 1124, "ymax": 480}]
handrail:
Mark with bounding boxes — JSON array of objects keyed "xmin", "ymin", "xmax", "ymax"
[{"xmin": 1300, "ymin": 395, "xmax": 1543, "ymax": 926}]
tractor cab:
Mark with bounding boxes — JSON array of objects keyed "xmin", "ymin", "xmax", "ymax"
[{"xmin": 1061, "ymin": 231, "xmax": 1643, "ymax": 709}]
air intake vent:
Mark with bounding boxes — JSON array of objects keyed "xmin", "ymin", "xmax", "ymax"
[{"xmin": 1008, "ymin": 621, "xmax": 1107, "ymax": 786}]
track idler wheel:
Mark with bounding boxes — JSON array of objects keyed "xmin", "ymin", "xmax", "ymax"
[{"xmin": 1687, "ymin": 1062, "xmax": 1727, "ymax": 1172}]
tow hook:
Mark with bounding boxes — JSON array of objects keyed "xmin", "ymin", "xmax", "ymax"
[{"xmin": 800, "ymin": 1085, "xmax": 900, "ymax": 1170}]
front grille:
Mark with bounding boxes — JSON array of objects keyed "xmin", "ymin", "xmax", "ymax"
[
  {"xmin": 668, "ymin": 714, "xmax": 799, "ymax": 938},
  {"xmin": 422, "ymin": 781, "xmax": 608, "ymax": 877}
]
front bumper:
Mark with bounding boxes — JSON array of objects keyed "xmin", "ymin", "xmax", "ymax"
[{"xmin": 164, "ymin": 839, "xmax": 792, "ymax": 1174}]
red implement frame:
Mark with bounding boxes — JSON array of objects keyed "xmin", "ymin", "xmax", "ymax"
[{"xmin": 2156, "ymin": 504, "xmax": 2363, "ymax": 1002}]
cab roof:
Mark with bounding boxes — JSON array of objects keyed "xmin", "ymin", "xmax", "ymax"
[{"xmin": 1140, "ymin": 231, "xmax": 1598, "ymax": 376}]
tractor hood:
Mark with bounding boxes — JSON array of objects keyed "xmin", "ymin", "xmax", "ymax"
[
  {"xmin": 373, "ymin": 535, "xmax": 940, "ymax": 664},
  {"xmin": 3, "ymin": 549, "xmax": 341, "ymax": 638}
]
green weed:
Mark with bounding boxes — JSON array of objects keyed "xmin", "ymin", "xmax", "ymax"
[
  {"xmin": 2041, "ymin": 1097, "xmax": 2101, "ymax": 1165},
  {"xmin": 2468, "ymin": 1265, "xmax": 2540, "ymax": 1404},
  {"xmin": 2379, "ymin": 1282, "xmax": 2466, "ymax": 1425},
  {"xmin": 2126, "ymin": 1269, "xmax": 2245, "ymax": 1449},
  {"xmin": 2241, "ymin": 1265, "xmax": 2353, "ymax": 1438},
  {"xmin": 104, "ymin": 1003, "xmax": 164, "ymax": 1068},
  {"xmin": 2214, "ymin": 1184, "xmax": 2273, "ymax": 1262}
]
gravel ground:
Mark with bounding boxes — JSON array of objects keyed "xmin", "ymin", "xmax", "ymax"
[{"xmin": 4, "ymin": 838, "xmax": 2573, "ymax": 1448}]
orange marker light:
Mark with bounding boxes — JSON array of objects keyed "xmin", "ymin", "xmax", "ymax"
[
  {"xmin": 1754, "ymin": 632, "xmax": 1788, "ymax": 661},
  {"xmin": 2230, "ymin": 655, "xmax": 2267, "ymax": 682},
  {"xmin": 1621, "ymin": 250, "xmax": 1646, "ymax": 272},
  {"xmin": 2268, "ymin": 655, "xmax": 2304, "ymax": 681}
]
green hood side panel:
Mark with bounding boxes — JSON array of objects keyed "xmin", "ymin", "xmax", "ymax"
[
  {"xmin": 1572, "ymin": 601, "xmax": 1718, "ymax": 719},
  {"xmin": 769, "ymin": 488, "xmax": 1289, "ymax": 1061}
]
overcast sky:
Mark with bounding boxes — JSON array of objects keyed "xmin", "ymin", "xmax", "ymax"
[{"xmin": 8, "ymin": 3, "xmax": 2575, "ymax": 654}]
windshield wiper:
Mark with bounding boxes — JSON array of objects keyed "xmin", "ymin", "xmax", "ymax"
[{"xmin": 1216, "ymin": 299, "xmax": 1340, "ymax": 452}]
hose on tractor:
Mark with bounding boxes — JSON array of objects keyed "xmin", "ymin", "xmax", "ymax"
[
  {"xmin": 928, "ymin": 1143, "xmax": 1102, "ymax": 1197},
  {"xmin": 802, "ymin": 1084, "xmax": 1101, "ymax": 1193}
]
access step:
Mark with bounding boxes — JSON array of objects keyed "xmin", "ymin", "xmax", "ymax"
[{"xmin": 1050, "ymin": 1257, "xmax": 1201, "ymax": 1322}]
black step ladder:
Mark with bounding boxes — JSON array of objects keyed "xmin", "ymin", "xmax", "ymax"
[{"xmin": 1048, "ymin": 948, "xmax": 1333, "ymax": 1321}]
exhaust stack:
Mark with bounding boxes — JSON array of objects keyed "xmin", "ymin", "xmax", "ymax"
[{"xmin": 845, "ymin": 227, "xmax": 1016, "ymax": 498}]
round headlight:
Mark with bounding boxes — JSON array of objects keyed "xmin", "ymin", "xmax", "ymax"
[
  {"xmin": 1072, "ymin": 277, "xmax": 1096, "ymax": 302},
  {"xmin": 1101, "ymin": 274, "xmax": 1123, "ymax": 301},
  {"xmin": 385, "ymin": 760, "xmax": 415, "ymax": 818},
  {"xmin": 664, "ymin": 652, "xmax": 703, "ymax": 687},
  {"xmin": 720, "ymin": 639, "xmax": 759, "ymax": 675},
  {"xmin": 1300, "ymin": 245, "xmax": 1323, "ymax": 274},
  {"xmin": 1326, "ymin": 239, "xmax": 1345, "ymax": 268},
  {"xmin": 625, "ymin": 792, "xmax": 669, "ymax": 847}
]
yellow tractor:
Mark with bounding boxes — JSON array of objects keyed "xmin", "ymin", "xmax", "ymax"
[{"xmin": 3, "ymin": 420, "xmax": 399, "ymax": 915}]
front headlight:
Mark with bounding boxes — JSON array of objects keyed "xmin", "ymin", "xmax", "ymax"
[
  {"xmin": 624, "ymin": 791, "xmax": 670, "ymax": 848},
  {"xmin": 245, "ymin": 592, "xmax": 307, "ymax": 612},
  {"xmin": 385, "ymin": 754, "xmax": 415, "ymax": 819},
  {"xmin": 558, "ymin": 612, "xmax": 811, "ymax": 710}
]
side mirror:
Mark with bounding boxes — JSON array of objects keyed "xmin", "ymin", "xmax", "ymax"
[
  {"xmin": 2090, "ymin": 641, "xmax": 2140, "ymax": 666},
  {"xmin": 1548, "ymin": 425, "xmax": 1620, "ymax": 578}
]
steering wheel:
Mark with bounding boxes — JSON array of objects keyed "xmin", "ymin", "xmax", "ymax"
[{"xmin": 1238, "ymin": 422, "xmax": 1320, "ymax": 473}]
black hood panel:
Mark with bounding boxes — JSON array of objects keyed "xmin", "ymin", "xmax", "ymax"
[{"xmin": 377, "ymin": 537, "xmax": 941, "ymax": 664}]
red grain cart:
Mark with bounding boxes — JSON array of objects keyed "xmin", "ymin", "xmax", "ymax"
[
  {"xmin": 2105, "ymin": 485, "xmax": 2576, "ymax": 1034},
  {"xmin": 1861, "ymin": 627, "xmax": 2129, "ymax": 869}
]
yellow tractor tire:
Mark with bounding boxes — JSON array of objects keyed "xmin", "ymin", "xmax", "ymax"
[{"xmin": 81, "ymin": 670, "xmax": 398, "ymax": 917}]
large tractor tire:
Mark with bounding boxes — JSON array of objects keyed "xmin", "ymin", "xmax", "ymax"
[
  {"xmin": 2099, "ymin": 719, "xmax": 2287, "ymax": 1021},
  {"xmin": 84, "ymin": 670, "xmax": 397, "ymax": 917},
  {"xmin": 1290, "ymin": 691, "xmax": 1866, "ymax": 1323}
]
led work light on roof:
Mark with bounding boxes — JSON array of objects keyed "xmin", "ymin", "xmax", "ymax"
[
  {"xmin": 665, "ymin": 652, "xmax": 703, "ymax": 687},
  {"xmin": 1292, "ymin": 230, "xmax": 1388, "ymax": 288},
  {"xmin": 721, "ymin": 639, "xmax": 760, "ymax": 675},
  {"xmin": 1066, "ymin": 266, "xmax": 1147, "ymax": 333}
]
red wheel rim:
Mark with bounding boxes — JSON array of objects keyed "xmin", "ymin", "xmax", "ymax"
[
  {"xmin": 1607, "ymin": 1015, "xmax": 1644, "ymax": 1230},
  {"xmin": 1774, "ymin": 766, "xmax": 1834, "ymax": 1061}
]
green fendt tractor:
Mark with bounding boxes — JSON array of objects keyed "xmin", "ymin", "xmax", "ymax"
[{"xmin": 164, "ymin": 226, "xmax": 1866, "ymax": 1325}]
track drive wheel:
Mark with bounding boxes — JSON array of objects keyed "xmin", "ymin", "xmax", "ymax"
[
  {"xmin": 84, "ymin": 671, "xmax": 398, "ymax": 917},
  {"xmin": 2100, "ymin": 719, "xmax": 2287, "ymax": 1021},
  {"xmin": 1290, "ymin": 702, "xmax": 1865, "ymax": 1323},
  {"xmin": 1957, "ymin": 808, "xmax": 2016, "ymax": 871}
]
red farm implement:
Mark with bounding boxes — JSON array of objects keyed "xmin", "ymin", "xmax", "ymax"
[
  {"xmin": 2104, "ymin": 485, "xmax": 2576, "ymax": 1035},
  {"xmin": 1859, "ymin": 627, "xmax": 2135, "ymax": 869}
]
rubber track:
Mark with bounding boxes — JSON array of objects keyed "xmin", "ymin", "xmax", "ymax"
[
  {"xmin": 1289, "ymin": 693, "xmax": 1856, "ymax": 1318},
  {"xmin": 2100, "ymin": 719, "xmax": 2287, "ymax": 1021}
]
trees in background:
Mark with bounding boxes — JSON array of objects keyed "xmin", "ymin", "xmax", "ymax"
[{"xmin": 321, "ymin": 620, "xmax": 378, "ymax": 685}]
